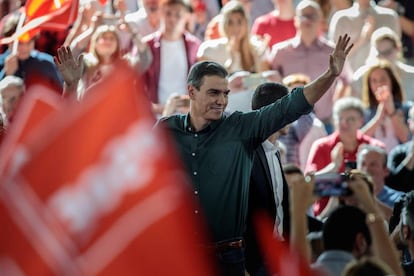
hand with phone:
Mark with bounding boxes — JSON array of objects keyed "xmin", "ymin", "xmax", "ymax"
[{"xmin": 313, "ymin": 172, "xmax": 352, "ymax": 197}]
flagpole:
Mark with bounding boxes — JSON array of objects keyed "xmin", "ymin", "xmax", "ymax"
[{"xmin": 12, "ymin": 12, "xmax": 26, "ymax": 55}]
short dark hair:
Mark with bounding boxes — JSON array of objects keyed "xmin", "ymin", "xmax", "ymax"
[
  {"xmin": 187, "ymin": 61, "xmax": 228, "ymax": 90},
  {"xmin": 323, "ymin": 205, "xmax": 371, "ymax": 252},
  {"xmin": 251, "ymin": 82, "xmax": 289, "ymax": 110}
]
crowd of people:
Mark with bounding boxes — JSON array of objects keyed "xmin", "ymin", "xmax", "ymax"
[{"xmin": 1, "ymin": 0, "xmax": 414, "ymax": 275}]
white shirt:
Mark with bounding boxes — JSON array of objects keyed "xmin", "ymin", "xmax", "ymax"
[
  {"xmin": 158, "ymin": 39, "xmax": 188, "ymax": 105},
  {"xmin": 262, "ymin": 140, "xmax": 284, "ymax": 237}
]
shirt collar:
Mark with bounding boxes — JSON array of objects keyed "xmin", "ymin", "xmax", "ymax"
[
  {"xmin": 291, "ymin": 35, "xmax": 324, "ymax": 49},
  {"xmin": 262, "ymin": 139, "xmax": 279, "ymax": 152},
  {"xmin": 183, "ymin": 113, "xmax": 224, "ymax": 133}
]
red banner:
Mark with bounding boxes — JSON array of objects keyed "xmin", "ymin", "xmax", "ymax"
[{"xmin": 0, "ymin": 64, "xmax": 217, "ymax": 275}]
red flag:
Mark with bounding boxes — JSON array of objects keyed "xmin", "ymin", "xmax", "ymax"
[
  {"xmin": 0, "ymin": 84, "xmax": 62, "ymax": 177},
  {"xmin": 255, "ymin": 213, "xmax": 316, "ymax": 276},
  {"xmin": 0, "ymin": 0, "xmax": 78, "ymax": 44},
  {"xmin": 0, "ymin": 64, "xmax": 217, "ymax": 275}
]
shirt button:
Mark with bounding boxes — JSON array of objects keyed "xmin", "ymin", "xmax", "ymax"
[
  {"xmin": 194, "ymin": 190, "xmax": 198, "ymax": 195},
  {"xmin": 193, "ymin": 171, "xmax": 197, "ymax": 175},
  {"xmin": 194, "ymin": 210, "xmax": 199, "ymax": 214},
  {"xmin": 192, "ymin": 152, "xmax": 196, "ymax": 156},
  {"xmin": 194, "ymin": 134, "xmax": 198, "ymax": 138}
]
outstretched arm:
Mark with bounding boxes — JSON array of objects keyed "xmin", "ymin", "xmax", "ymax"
[
  {"xmin": 54, "ymin": 46, "xmax": 84, "ymax": 97},
  {"xmin": 303, "ymin": 34, "xmax": 353, "ymax": 105}
]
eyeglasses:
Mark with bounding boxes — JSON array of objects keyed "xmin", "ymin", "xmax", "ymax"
[
  {"xmin": 377, "ymin": 47, "xmax": 395, "ymax": 57},
  {"xmin": 299, "ymin": 13, "xmax": 319, "ymax": 22}
]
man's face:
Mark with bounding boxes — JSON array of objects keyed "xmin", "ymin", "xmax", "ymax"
[
  {"xmin": 12, "ymin": 40, "xmax": 35, "ymax": 60},
  {"xmin": 161, "ymin": 3, "xmax": 187, "ymax": 34},
  {"xmin": 1, "ymin": 85, "xmax": 24, "ymax": 119},
  {"xmin": 357, "ymin": 150, "xmax": 388, "ymax": 195},
  {"xmin": 335, "ymin": 109, "xmax": 363, "ymax": 136},
  {"xmin": 295, "ymin": 6, "xmax": 321, "ymax": 36},
  {"xmin": 376, "ymin": 38, "xmax": 398, "ymax": 63},
  {"xmin": 189, "ymin": 75, "xmax": 229, "ymax": 122}
]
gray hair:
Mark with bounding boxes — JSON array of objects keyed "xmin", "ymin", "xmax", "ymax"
[
  {"xmin": 0, "ymin": 76, "xmax": 25, "ymax": 94},
  {"xmin": 333, "ymin": 97, "xmax": 365, "ymax": 123}
]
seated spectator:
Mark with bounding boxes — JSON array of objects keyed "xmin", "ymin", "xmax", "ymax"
[
  {"xmin": 357, "ymin": 144, "xmax": 404, "ymax": 209},
  {"xmin": 0, "ymin": 12, "xmax": 63, "ymax": 91},
  {"xmin": 197, "ymin": 1, "xmax": 268, "ymax": 74},
  {"xmin": 353, "ymin": 27, "xmax": 414, "ymax": 100},
  {"xmin": 250, "ymin": 0, "xmax": 296, "ymax": 48},
  {"xmin": 387, "ymin": 105, "xmax": 414, "ymax": 192},
  {"xmin": 328, "ymin": 0, "xmax": 400, "ymax": 73},
  {"xmin": 306, "ymin": 97, "xmax": 384, "ymax": 218},
  {"xmin": 360, "ymin": 59, "xmax": 410, "ymax": 152},
  {"xmin": 279, "ymin": 73, "xmax": 327, "ymax": 171}
]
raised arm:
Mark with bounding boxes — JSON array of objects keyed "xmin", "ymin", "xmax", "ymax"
[
  {"xmin": 54, "ymin": 46, "xmax": 84, "ymax": 98},
  {"xmin": 303, "ymin": 34, "xmax": 353, "ymax": 105}
]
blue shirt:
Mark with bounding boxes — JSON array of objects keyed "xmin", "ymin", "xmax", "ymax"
[
  {"xmin": 377, "ymin": 185, "xmax": 404, "ymax": 209},
  {"xmin": 0, "ymin": 49, "xmax": 63, "ymax": 90},
  {"xmin": 156, "ymin": 87, "xmax": 312, "ymax": 242}
]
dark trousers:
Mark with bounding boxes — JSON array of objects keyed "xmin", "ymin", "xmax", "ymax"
[{"xmin": 215, "ymin": 247, "xmax": 245, "ymax": 276}]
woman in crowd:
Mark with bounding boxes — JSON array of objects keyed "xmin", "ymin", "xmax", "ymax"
[
  {"xmin": 59, "ymin": 24, "xmax": 150, "ymax": 99},
  {"xmin": 361, "ymin": 59, "xmax": 410, "ymax": 152},
  {"xmin": 196, "ymin": 0, "xmax": 268, "ymax": 74}
]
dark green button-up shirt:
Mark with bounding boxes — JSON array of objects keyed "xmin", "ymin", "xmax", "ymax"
[{"xmin": 157, "ymin": 87, "xmax": 312, "ymax": 242}]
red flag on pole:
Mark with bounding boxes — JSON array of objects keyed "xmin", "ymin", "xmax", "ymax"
[
  {"xmin": 0, "ymin": 64, "xmax": 217, "ymax": 275},
  {"xmin": 0, "ymin": 0, "xmax": 79, "ymax": 44}
]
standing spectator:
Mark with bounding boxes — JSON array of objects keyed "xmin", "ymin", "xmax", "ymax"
[
  {"xmin": 0, "ymin": 12, "xmax": 63, "ymax": 91},
  {"xmin": 387, "ymin": 105, "xmax": 414, "ymax": 192},
  {"xmin": 269, "ymin": 0, "xmax": 353, "ymax": 132},
  {"xmin": 360, "ymin": 59, "xmax": 410, "ymax": 152},
  {"xmin": 125, "ymin": 0, "xmax": 161, "ymax": 37},
  {"xmin": 245, "ymin": 82, "xmax": 292, "ymax": 276},
  {"xmin": 329, "ymin": 0, "xmax": 400, "ymax": 73},
  {"xmin": 197, "ymin": 1, "xmax": 268, "ymax": 74},
  {"xmin": 58, "ymin": 24, "xmax": 150, "ymax": 99},
  {"xmin": 142, "ymin": 0, "xmax": 200, "ymax": 116},
  {"xmin": 251, "ymin": 0, "xmax": 296, "ymax": 48}
]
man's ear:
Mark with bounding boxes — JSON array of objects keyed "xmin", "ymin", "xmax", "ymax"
[
  {"xmin": 188, "ymin": 85, "xmax": 196, "ymax": 100},
  {"xmin": 354, "ymin": 232, "xmax": 368, "ymax": 258}
]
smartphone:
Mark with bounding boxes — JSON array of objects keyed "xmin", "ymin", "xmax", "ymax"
[
  {"xmin": 243, "ymin": 73, "xmax": 265, "ymax": 90},
  {"xmin": 313, "ymin": 172, "xmax": 352, "ymax": 197}
]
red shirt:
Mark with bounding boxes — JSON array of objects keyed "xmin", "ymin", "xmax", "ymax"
[
  {"xmin": 305, "ymin": 130, "xmax": 385, "ymax": 216},
  {"xmin": 251, "ymin": 11, "xmax": 296, "ymax": 47}
]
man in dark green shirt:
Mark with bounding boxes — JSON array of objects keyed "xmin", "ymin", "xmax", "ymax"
[{"xmin": 155, "ymin": 34, "xmax": 353, "ymax": 275}]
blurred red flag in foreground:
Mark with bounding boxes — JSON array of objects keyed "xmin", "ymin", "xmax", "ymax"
[
  {"xmin": 255, "ymin": 213, "xmax": 316, "ymax": 276},
  {"xmin": 0, "ymin": 64, "xmax": 217, "ymax": 275}
]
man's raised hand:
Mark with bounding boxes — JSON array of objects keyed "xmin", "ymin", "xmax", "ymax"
[{"xmin": 330, "ymin": 34, "xmax": 353, "ymax": 76}]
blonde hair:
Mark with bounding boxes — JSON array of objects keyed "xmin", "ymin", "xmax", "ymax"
[{"xmin": 219, "ymin": 1, "xmax": 256, "ymax": 72}]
